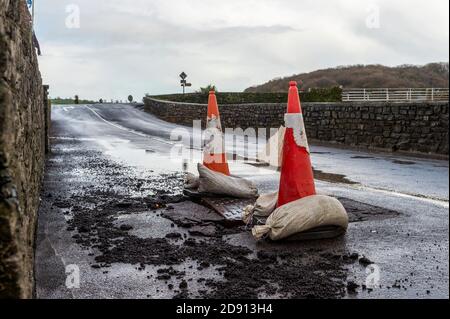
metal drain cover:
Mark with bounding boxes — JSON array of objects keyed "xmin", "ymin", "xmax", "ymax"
[
  {"xmin": 200, "ymin": 197, "xmax": 254, "ymax": 223},
  {"xmin": 183, "ymin": 189, "xmax": 254, "ymax": 223}
]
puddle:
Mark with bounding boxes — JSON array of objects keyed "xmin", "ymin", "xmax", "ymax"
[
  {"xmin": 392, "ymin": 160, "xmax": 416, "ymax": 165},
  {"xmin": 103, "ymin": 143, "xmax": 199, "ymax": 174},
  {"xmin": 313, "ymin": 169, "xmax": 359, "ymax": 185},
  {"xmin": 91, "ymin": 260, "xmax": 222, "ymax": 299},
  {"xmin": 115, "ymin": 211, "xmax": 190, "ymax": 242},
  {"xmin": 246, "ymin": 161, "xmax": 272, "ymax": 168},
  {"xmin": 338, "ymin": 197, "xmax": 401, "ymax": 222},
  {"xmin": 351, "ymin": 156, "xmax": 375, "ymax": 159}
]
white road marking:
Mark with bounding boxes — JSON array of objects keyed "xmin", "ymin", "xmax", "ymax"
[
  {"xmin": 83, "ymin": 105, "xmax": 174, "ymax": 146},
  {"xmin": 355, "ymin": 185, "xmax": 449, "ymax": 208},
  {"xmin": 316, "ymin": 179, "xmax": 450, "ymax": 208},
  {"xmin": 63, "ymin": 106, "xmax": 75, "ymax": 112}
]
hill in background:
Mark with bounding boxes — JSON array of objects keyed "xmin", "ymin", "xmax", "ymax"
[{"xmin": 244, "ymin": 63, "xmax": 449, "ymax": 93}]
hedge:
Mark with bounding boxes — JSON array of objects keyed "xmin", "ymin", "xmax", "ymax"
[{"xmin": 147, "ymin": 87, "xmax": 342, "ymax": 104}]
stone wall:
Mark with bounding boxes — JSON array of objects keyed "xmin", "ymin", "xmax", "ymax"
[
  {"xmin": 0, "ymin": 0, "xmax": 50, "ymax": 298},
  {"xmin": 144, "ymin": 97, "xmax": 449, "ymax": 156}
]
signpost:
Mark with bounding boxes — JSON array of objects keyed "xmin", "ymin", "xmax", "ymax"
[
  {"xmin": 180, "ymin": 72, "xmax": 192, "ymax": 94},
  {"xmin": 26, "ymin": 0, "xmax": 35, "ymax": 25},
  {"xmin": 26, "ymin": 1, "xmax": 34, "ymax": 39}
]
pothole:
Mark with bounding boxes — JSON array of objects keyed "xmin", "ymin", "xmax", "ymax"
[
  {"xmin": 313, "ymin": 169, "xmax": 359, "ymax": 185},
  {"xmin": 338, "ymin": 197, "xmax": 401, "ymax": 223}
]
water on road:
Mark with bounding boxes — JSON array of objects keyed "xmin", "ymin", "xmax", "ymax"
[{"xmin": 35, "ymin": 104, "xmax": 449, "ymax": 299}]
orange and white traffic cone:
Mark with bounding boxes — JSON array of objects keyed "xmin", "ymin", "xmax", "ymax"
[
  {"xmin": 277, "ymin": 81, "xmax": 316, "ymax": 207},
  {"xmin": 203, "ymin": 91, "xmax": 230, "ymax": 176}
]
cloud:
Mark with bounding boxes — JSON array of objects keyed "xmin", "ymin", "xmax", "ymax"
[{"xmin": 35, "ymin": 0, "xmax": 449, "ymax": 100}]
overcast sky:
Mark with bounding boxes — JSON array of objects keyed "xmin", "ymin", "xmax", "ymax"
[{"xmin": 34, "ymin": 0, "xmax": 449, "ymax": 101}]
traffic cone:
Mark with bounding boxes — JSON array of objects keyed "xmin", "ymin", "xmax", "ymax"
[
  {"xmin": 203, "ymin": 91, "xmax": 230, "ymax": 176},
  {"xmin": 277, "ymin": 81, "xmax": 316, "ymax": 207}
]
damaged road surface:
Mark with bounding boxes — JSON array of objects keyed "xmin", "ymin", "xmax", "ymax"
[{"xmin": 35, "ymin": 104, "xmax": 449, "ymax": 299}]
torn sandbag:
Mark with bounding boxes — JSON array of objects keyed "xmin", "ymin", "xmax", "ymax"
[
  {"xmin": 257, "ymin": 126, "xmax": 285, "ymax": 168},
  {"xmin": 197, "ymin": 163, "xmax": 258, "ymax": 199},
  {"xmin": 185, "ymin": 172, "xmax": 200, "ymax": 190},
  {"xmin": 252, "ymin": 195, "xmax": 348, "ymax": 241},
  {"xmin": 243, "ymin": 192, "xmax": 278, "ymax": 224}
]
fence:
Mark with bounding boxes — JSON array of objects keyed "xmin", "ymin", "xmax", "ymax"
[{"xmin": 342, "ymin": 88, "xmax": 449, "ymax": 102}]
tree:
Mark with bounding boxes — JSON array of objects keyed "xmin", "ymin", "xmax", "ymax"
[
  {"xmin": 99, "ymin": 98, "xmax": 103, "ymax": 103},
  {"xmin": 128, "ymin": 95, "xmax": 133, "ymax": 103},
  {"xmin": 198, "ymin": 84, "xmax": 217, "ymax": 94},
  {"xmin": 74, "ymin": 95, "xmax": 79, "ymax": 104}
]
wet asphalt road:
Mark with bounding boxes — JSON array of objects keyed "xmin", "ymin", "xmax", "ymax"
[{"xmin": 35, "ymin": 104, "xmax": 449, "ymax": 299}]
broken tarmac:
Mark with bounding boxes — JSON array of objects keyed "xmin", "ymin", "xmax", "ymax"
[{"xmin": 35, "ymin": 104, "xmax": 449, "ymax": 299}]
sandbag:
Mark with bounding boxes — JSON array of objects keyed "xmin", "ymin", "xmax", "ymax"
[
  {"xmin": 185, "ymin": 172, "xmax": 200, "ymax": 190},
  {"xmin": 252, "ymin": 195, "xmax": 348, "ymax": 241},
  {"xmin": 197, "ymin": 163, "xmax": 258, "ymax": 199},
  {"xmin": 243, "ymin": 192, "xmax": 278, "ymax": 224}
]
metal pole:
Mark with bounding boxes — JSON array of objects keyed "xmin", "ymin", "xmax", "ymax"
[
  {"xmin": 32, "ymin": 0, "xmax": 35, "ymax": 28},
  {"xmin": 29, "ymin": 0, "xmax": 35, "ymax": 52}
]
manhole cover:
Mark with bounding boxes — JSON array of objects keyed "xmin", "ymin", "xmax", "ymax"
[
  {"xmin": 200, "ymin": 197, "xmax": 254, "ymax": 224},
  {"xmin": 183, "ymin": 189, "xmax": 254, "ymax": 224}
]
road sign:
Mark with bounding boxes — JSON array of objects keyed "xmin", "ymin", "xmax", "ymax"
[
  {"xmin": 27, "ymin": 0, "xmax": 35, "ymax": 23},
  {"xmin": 180, "ymin": 72, "xmax": 191, "ymax": 94}
]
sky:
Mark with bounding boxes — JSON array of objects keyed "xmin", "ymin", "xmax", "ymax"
[{"xmin": 34, "ymin": 0, "xmax": 449, "ymax": 101}]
